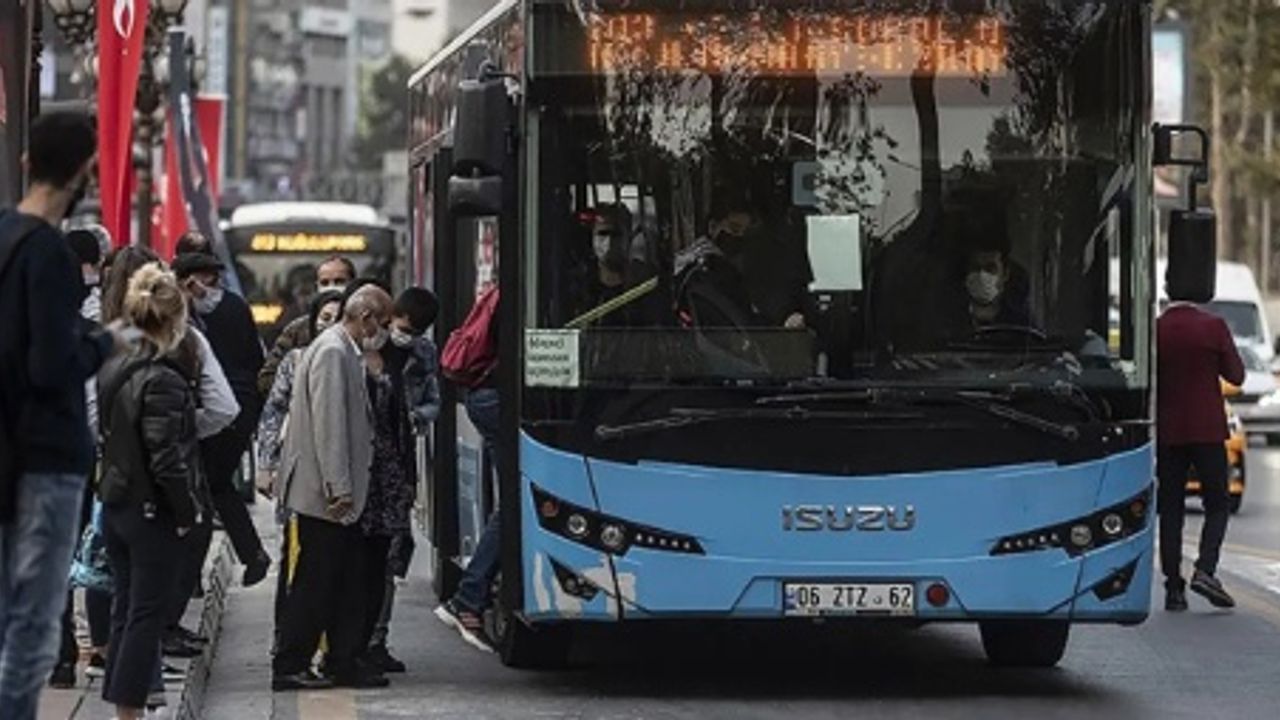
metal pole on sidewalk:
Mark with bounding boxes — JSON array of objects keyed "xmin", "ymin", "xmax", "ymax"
[{"xmin": 1263, "ymin": 109, "xmax": 1274, "ymax": 296}]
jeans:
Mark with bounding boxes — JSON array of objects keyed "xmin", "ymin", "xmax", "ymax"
[
  {"xmin": 0, "ymin": 472, "xmax": 86, "ymax": 720},
  {"xmin": 455, "ymin": 389, "xmax": 501, "ymax": 613},
  {"xmin": 1157, "ymin": 443, "xmax": 1232, "ymax": 588}
]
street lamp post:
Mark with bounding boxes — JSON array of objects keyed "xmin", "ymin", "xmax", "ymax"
[{"xmin": 46, "ymin": 0, "xmax": 190, "ymax": 247}]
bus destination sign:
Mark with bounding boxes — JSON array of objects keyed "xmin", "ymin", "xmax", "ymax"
[
  {"xmin": 587, "ymin": 13, "xmax": 1007, "ymax": 77},
  {"xmin": 249, "ymin": 233, "xmax": 370, "ymax": 253}
]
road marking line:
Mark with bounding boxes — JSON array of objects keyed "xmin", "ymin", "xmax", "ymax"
[
  {"xmin": 298, "ymin": 689, "xmax": 358, "ymax": 720},
  {"xmin": 1181, "ymin": 542, "xmax": 1280, "ymax": 630},
  {"xmin": 1223, "ymin": 541, "xmax": 1280, "ymax": 563}
]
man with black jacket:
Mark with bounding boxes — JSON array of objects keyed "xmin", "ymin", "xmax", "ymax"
[
  {"xmin": 0, "ymin": 112, "xmax": 119, "ymax": 720},
  {"xmin": 172, "ymin": 251, "xmax": 270, "ymax": 598}
]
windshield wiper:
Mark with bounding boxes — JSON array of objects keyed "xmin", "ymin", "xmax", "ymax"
[
  {"xmin": 756, "ymin": 386, "xmax": 1082, "ymax": 442},
  {"xmin": 594, "ymin": 406, "xmax": 924, "ymax": 442}
]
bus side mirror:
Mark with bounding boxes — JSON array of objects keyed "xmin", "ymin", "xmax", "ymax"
[
  {"xmin": 452, "ymin": 77, "xmax": 510, "ymax": 178},
  {"xmin": 449, "ymin": 75, "xmax": 510, "ymax": 217},
  {"xmin": 448, "ymin": 176, "xmax": 503, "ymax": 217},
  {"xmin": 1166, "ymin": 209, "xmax": 1216, "ymax": 303}
]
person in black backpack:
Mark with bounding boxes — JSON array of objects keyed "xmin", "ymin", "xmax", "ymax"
[
  {"xmin": 97, "ymin": 264, "xmax": 203, "ymax": 720},
  {"xmin": 0, "ymin": 111, "xmax": 120, "ymax": 720}
]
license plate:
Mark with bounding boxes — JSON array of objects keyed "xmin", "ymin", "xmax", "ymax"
[{"xmin": 784, "ymin": 582, "xmax": 916, "ymax": 617}]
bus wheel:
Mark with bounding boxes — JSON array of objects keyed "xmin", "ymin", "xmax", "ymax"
[
  {"xmin": 979, "ymin": 620, "xmax": 1069, "ymax": 668},
  {"xmin": 494, "ymin": 603, "xmax": 572, "ymax": 670}
]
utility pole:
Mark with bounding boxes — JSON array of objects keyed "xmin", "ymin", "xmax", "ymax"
[{"xmin": 1264, "ymin": 108, "xmax": 1274, "ymax": 296}]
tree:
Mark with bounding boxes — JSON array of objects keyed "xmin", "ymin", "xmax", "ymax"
[{"xmin": 351, "ymin": 55, "xmax": 416, "ymax": 170}]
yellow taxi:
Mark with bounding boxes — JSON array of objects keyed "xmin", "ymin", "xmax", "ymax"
[{"xmin": 1186, "ymin": 386, "xmax": 1246, "ymax": 514}]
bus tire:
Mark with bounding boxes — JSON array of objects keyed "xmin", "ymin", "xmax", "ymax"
[
  {"xmin": 979, "ymin": 620, "xmax": 1069, "ymax": 668},
  {"xmin": 495, "ymin": 604, "xmax": 572, "ymax": 670}
]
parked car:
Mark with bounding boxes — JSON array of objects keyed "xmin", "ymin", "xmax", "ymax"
[{"xmin": 1230, "ymin": 345, "xmax": 1280, "ymax": 445}]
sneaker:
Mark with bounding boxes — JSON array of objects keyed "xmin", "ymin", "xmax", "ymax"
[
  {"xmin": 161, "ymin": 663, "xmax": 187, "ymax": 683},
  {"xmin": 272, "ymin": 669, "xmax": 334, "ymax": 692},
  {"xmin": 1165, "ymin": 587, "xmax": 1188, "ymax": 612},
  {"xmin": 162, "ymin": 635, "xmax": 202, "ymax": 659},
  {"xmin": 365, "ymin": 645, "xmax": 406, "ymax": 674},
  {"xmin": 1190, "ymin": 569, "xmax": 1236, "ymax": 608},
  {"xmin": 48, "ymin": 661, "xmax": 76, "ymax": 689},
  {"xmin": 434, "ymin": 599, "xmax": 495, "ymax": 653},
  {"xmin": 170, "ymin": 626, "xmax": 208, "ymax": 646},
  {"xmin": 85, "ymin": 652, "xmax": 107, "ymax": 679}
]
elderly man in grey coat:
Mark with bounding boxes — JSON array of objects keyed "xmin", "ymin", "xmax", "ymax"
[{"xmin": 272, "ymin": 285, "xmax": 393, "ymax": 692}]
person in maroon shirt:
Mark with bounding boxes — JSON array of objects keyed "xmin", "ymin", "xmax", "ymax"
[{"xmin": 1156, "ymin": 300, "xmax": 1245, "ymax": 611}]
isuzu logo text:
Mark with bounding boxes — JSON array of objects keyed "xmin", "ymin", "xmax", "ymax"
[{"xmin": 782, "ymin": 505, "xmax": 917, "ymax": 532}]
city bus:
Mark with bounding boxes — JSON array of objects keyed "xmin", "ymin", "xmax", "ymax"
[
  {"xmin": 407, "ymin": 0, "xmax": 1216, "ymax": 669},
  {"xmin": 222, "ymin": 201, "xmax": 397, "ymax": 342}
]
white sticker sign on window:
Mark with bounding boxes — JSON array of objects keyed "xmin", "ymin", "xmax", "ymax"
[
  {"xmin": 807, "ymin": 214, "xmax": 863, "ymax": 292},
  {"xmin": 525, "ymin": 330, "xmax": 580, "ymax": 388}
]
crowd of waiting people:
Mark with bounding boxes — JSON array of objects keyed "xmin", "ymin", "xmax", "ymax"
[{"xmin": 0, "ymin": 111, "xmax": 501, "ymax": 720}]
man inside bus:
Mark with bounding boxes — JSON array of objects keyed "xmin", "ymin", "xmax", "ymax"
[
  {"xmin": 675, "ymin": 195, "xmax": 809, "ymax": 331},
  {"xmin": 259, "ymin": 255, "xmax": 356, "ymax": 394},
  {"xmin": 574, "ymin": 202, "xmax": 655, "ymax": 327}
]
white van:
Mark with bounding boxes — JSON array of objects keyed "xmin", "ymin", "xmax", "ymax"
[{"xmin": 1154, "ymin": 259, "xmax": 1275, "ymax": 365}]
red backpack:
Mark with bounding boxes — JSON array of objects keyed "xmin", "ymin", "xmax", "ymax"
[{"xmin": 441, "ymin": 286, "xmax": 500, "ymax": 387}]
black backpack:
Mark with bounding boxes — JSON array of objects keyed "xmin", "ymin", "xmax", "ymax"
[{"xmin": 0, "ymin": 214, "xmax": 44, "ymax": 522}]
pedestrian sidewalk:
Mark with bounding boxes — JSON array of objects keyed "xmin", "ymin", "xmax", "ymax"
[{"xmin": 38, "ymin": 528, "xmax": 237, "ymax": 720}]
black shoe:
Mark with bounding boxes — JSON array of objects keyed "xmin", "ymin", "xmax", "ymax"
[
  {"xmin": 48, "ymin": 662, "xmax": 76, "ymax": 689},
  {"xmin": 84, "ymin": 652, "xmax": 106, "ymax": 679},
  {"xmin": 1165, "ymin": 587, "xmax": 1189, "ymax": 612},
  {"xmin": 170, "ymin": 626, "xmax": 209, "ymax": 646},
  {"xmin": 1190, "ymin": 569, "xmax": 1236, "ymax": 608},
  {"xmin": 333, "ymin": 670, "xmax": 390, "ymax": 689},
  {"xmin": 244, "ymin": 550, "xmax": 271, "ymax": 588},
  {"xmin": 162, "ymin": 635, "xmax": 203, "ymax": 659},
  {"xmin": 365, "ymin": 645, "xmax": 406, "ymax": 674},
  {"xmin": 272, "ymin": 670, "xmax": 334, "ymax": 692}
]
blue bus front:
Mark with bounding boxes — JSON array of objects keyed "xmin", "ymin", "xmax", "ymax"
[{"xmin": 510, "ymin": 0, "xmax": 1155, "ymax": 666}]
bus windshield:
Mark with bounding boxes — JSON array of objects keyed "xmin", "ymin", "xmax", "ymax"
[{"xmin": 527, "ymin": 0, "xmax": 1148, "ymax": 392}]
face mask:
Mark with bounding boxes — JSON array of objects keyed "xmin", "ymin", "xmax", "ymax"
[
  {"xmin": 390, "ymin": 327, "xmax": 416, "ymax": 349},
  {"xmin": 966, "ymin": 271, "xmax": 1003, "ymax": 306},
  {"xmin": 83, "ymin": 270, "xmax": 100, "ymax": 288},
  {"xmin": 318, "ymin": 281, "xmax": 347, "ymax": 294},
  {"xmin": 193, "ymin": 285, "xmax": 224, "ymax": 315},
  {"xmin": 362, "ymin": 324, "xmax": 389, "ymax": 352}
]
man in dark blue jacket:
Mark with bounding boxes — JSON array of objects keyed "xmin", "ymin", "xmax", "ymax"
[{"xmin": 0, "ymin": 111, "xmax": 119, "ymax": 720}]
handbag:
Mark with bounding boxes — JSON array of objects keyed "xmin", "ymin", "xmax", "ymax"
[{"xmin": 69, "ymin": 500, "xmax": 113, "ymax": 593}]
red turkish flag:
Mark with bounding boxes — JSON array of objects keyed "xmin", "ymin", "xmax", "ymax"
[{"xmin": 97, "ymin": 0, "xmax": 150, "ymax": 248}]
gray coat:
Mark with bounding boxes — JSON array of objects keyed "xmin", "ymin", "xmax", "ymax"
[{"xmin": 280, "ymin": 324, "xmax": 372, "ymax": 525}]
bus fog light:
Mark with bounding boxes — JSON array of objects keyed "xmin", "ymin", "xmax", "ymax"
[
  {"xmin": 1069, "ymin": 524, "xmax": 1093, "ymax": 548},
  {"xmin": 600, "ymin": 524, "xmax": 626, "ymax": 551},
  {"xmin": 539, "ymin": 499, "xmax": 560, "ymax": 519},
  {"xmin": 566, "ymin": 514, "xmax": 589, "ymax": 539},
  {"xmin": 1101, "ymin": 513, "xmax": 1124, "ymax": 537}
]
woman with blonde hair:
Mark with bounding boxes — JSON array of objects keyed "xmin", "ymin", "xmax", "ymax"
[{"xmin": 96, "ymin": 264, "xmax": 204, "ymax": 720}]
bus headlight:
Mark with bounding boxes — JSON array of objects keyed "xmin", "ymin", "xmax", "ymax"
[
  {"xmin": 992, "ymin": 487, "xmax": 1151, "ymax": 557},
  {"xmin": 531, "ymin": 485, "xmax": 704, "ymax": 557}
]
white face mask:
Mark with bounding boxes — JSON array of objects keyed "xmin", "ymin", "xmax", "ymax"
[
  {"xmin": 83, "ymin": 270, "xmax": 100, "ymax": 288},
  {"xmin": 966, "ymin": 271, "xmax": 1002, "ymax": 306},
  {"xmin": 362, "ymin": 325, "xmax": 389, "ymax": 352},
  {"xmin": 193, "ymin": 285, "xmax": 224, "ymax": 315},
  {"xmin": 390, "ymin": 327, "xmax": 416, "ymax": 349},
  {"xmin": 318, "ymin": 280, "xmax": 348, "ymax": 294}
]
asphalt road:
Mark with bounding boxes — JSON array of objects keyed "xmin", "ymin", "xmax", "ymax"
[{"xmin": 199, "ymin": 450, "xmax": 1280, "ymax": 720}]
